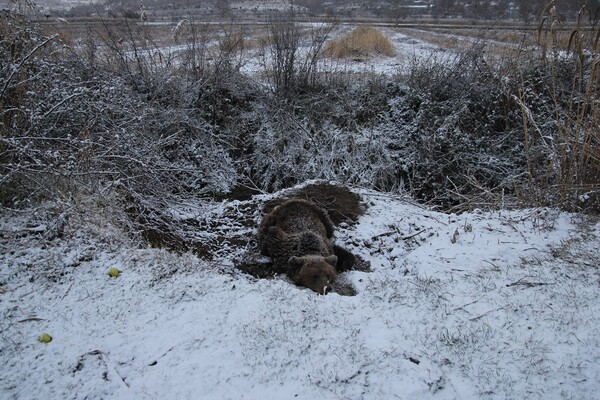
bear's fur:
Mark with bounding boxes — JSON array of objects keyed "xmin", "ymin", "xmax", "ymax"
[{"xmin": 258, "ymin": 199, "xmax": 338, "ymax": 294}]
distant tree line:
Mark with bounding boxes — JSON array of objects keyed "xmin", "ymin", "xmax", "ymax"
[
  {"xmin": 62, "ymin": 0, "xmax": 600, "ymax": 22},
  {"xmin": 365, "ymin": 0, "xmax": 600, "ymax": 22},
  {"xmin": 431, "ymin": 0, "xmax": 600, "ymax": 22}
]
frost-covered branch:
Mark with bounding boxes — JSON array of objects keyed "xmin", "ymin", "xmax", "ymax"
[{"xmin": 0, "ymin": 34, "xmax": 59, "ymax": 100}]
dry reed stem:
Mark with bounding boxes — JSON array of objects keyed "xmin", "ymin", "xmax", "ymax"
[{"xmin": 534, "ymin": 3, "xmax": 600, "ymax": 208}]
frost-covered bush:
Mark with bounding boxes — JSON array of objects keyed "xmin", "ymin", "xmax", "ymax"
[
  {"xmin": 227, "ymin": 52, "xmax": 531, "ymax": 208},
  {"xmin": 263, "ymin": 13, "xmax": 335, "ymax": 97},
  {"xmin": 249, "ymin": 114, "xmax": 396, "ymax": 191},
  {"xmin": 365, "ymin": 49, "xmax": 525, "ymax": 209},
  {"xmin": 2, "ymin": 13, "xmax": 598, "ymax": 215},
  {"xmin": 0, "ymin": 16, "xmax": 238, "ymax": 206}
]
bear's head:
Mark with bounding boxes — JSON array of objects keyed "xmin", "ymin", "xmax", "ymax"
[{"xmin": 288, "ymin": 255, "xmax": 337, "ymax": 295}]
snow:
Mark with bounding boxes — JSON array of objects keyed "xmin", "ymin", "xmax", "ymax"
[
  {"xmin": 242, "ymin": 24, "xmax": 453, "ymax": 79},
  {"xmin": 1, "ymin": 185, "xmax": 600, "ymax": 399},
  {"xmin": 104, "ymin": 22, "xmax": 451, "ymax": 83}
]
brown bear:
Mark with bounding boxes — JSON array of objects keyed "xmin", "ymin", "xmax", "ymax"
[{"xmin": 258, "ymin": 199, "xmax": 338, "ymax": 294}]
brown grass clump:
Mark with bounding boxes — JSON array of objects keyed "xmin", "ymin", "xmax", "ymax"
[{"xmin": 322, "ymin": 26, "xmax": 396, "ymax": 59}]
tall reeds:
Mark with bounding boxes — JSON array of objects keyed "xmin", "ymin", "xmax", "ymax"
[{"xmin": 536, "ymin": 2, "xmax": 600, "ymax": 210}]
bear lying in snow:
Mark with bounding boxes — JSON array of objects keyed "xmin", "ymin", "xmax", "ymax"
[{"xmin": 258, "ymin": 199, "xmax": 339, "ymax": 294}]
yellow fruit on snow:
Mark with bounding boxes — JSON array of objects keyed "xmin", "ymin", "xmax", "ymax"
[
  {"xmin": 38, "ymin": 333, "xmax": 52, "ymax": 343},
  {"xmin": 107, "ymin": 267, "xmax": 121, "ymax": 278}
]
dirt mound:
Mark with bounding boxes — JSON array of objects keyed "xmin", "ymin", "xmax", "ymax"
[
  {"xmin": 122, "ymin": 182, "xmax": 369, "ymax": 295},
  {"xmin": 263, "ymin": 182, "xmax": 365, "ymax": 226}
]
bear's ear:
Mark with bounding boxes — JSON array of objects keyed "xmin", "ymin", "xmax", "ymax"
[
  {"xmin": 287, "ymin": 256, "xmax": 305, "ymax": 278},
  {"xmin": 288, "ymin": 256, "xmax": 304, "ymax": 267},
  {"xmin": 332, "ymin": 245, "xmax": 356, "ymax": 272},
  {"xmin": 325, "ymin": 255, "xmax": 338, "ymax": 267}
]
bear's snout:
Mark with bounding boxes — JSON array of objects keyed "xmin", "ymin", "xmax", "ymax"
[{"xmin": 294, "ymin": 261, "xmax": 336, "ymax": 295}]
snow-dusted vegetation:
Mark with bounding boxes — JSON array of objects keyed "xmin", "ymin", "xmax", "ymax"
[
  {"xmin": 1, "ymin": 3, "xmax": 600, "ymax": 398},
  {"xmin": 2, "ymin": 6, "xmax": 599, "ymax": 211},
  {"xmin": 1, "ymin": 183, "xmax": 599, "ymax": 399}
]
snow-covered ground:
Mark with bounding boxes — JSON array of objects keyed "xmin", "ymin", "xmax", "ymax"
[
  {"xmin": 137, "ymin": 22, "xmax": 446, "ymax": 78},
  {"xmin": 239, "ymin": 25, "xmax": 446, "ymax": 77},
  {"xmin": 231, "ymin": 0, "xmax": 307, "ymax": 12},
  {"xmin": 1, "ymin": 184, "xmax": 599, "ymax": 399}
]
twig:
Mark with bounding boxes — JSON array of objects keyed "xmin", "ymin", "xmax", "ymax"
[
  {"xmin": 469, "ymin": 306, "xmax": 508, "ymax": 321},
  {"xmin": 401, "ymin": 229, "xmax": 426, "ymax": 241},
  {"xmin": 506, "ymin": 277, "xmax": 553, "ymax": 288},
  {"xmin": 17, "ymin": 317, "xmax": 46, "ymax": 323},
  {"xmin": 372, "ymin": 230, "xmax": 396, "ymax": 239},
  {"xmin": 372, "ymin": 228, "xmax": 425, "ymax": 241},
  {"xmin": 1, "ymin": 34, "xmax": 59, "ymax": 99},
  {"xmin": 42, "ymin": 92, "xmax": 85, "ymax": 119}
]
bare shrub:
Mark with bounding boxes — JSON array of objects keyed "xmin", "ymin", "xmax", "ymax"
[
  {"xmin": 97, "ymin": 19, "xmax": 179, "ymax": 94},
  {"xmin": 263, "ymin": 11, "xmax": 335, "ymax": 96},
  {"xmin": 0, "ymin": 15, "xmax": 241, "ymax": 208},
  {"xmin": 265, "ymin": 11, "xmax": 300, "ymax": 96},
  {"xmin": 1, "ymin": 16, "xmax": 65, "ymax": 203},
  {"xmin": 390, "ymin": 45, "xmax": 526, "ymax": 210},
  {"xmin": 249, "ymin": 115, "xmax": 396, "ymax": 192}
]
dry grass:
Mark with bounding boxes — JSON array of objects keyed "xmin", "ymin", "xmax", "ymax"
[
  {"xmin": 528, "ymin": 4, "xmax": 600, "ymax": 210},
  {"xmin": 322, "ymin": 26, "xmax": 396, "ymax": 59}
]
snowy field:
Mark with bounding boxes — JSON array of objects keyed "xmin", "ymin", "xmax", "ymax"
[
  {"xmin": 1, "ymin": 183, "xmax": 599, "ymax": 399},
  {"xmin": 239, "ymin": 24, "xmax": 447, "ymax": 77},
  {"xmin": 138, "ymin": 22, "xmax": 448, "ymax": 77}
]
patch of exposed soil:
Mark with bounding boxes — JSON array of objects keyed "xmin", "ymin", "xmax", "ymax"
[
  {"xmin": 263, "ymin": 182, "xmax": 366, "ymax": 226},
  {"xmin": 122, "ymin": 182, "xmax": 370, "ymax": 295}
]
